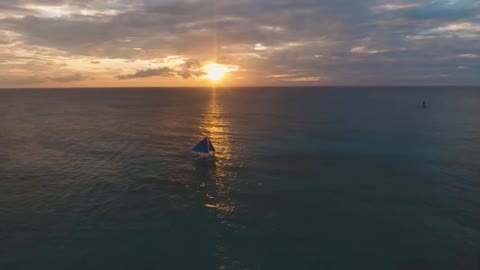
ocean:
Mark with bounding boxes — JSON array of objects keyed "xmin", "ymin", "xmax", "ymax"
[{"xmin": 0, "ymin": 87, "xmax": 479, "ymax": 269}]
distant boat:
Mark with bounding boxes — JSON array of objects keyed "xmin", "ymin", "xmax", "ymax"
[{"xmin": 192, "ymin": 137, "xmax": 216, "ymax": 157}]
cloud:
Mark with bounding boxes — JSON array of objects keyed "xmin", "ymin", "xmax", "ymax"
[
  {"xmin": 0, "ymin": 76, "xmax": 45, "ymax": 85},
  {"xmin": 116, "ymin": 60, "xmax": 210, "ymax": 80},
  {"xmin": 0, "ymin": 0, "xmax": 479, "ymax": 86},
  {"xmin": 0, "ymin": 73, "xmax": 91, "ymax": 85},
  {"xmin": 372, "ymin": 3, "xmax": 424, "ymax": 13},
  {"xmin": 0, "ymin": 3, "xmax": 35, "ymax": 15},
  {"xmin": 458, "ymin": 54, "xmax": 480, "ymax": 58},
  {"xmin": 178, "ymin": 59, "xmax": 206, "ymax": 79},
  {"xmin": 49, "ymin": 73, "xmax": 91, "ymax": 83},
  {"xmin": 404, "ymin": 0, "xmax": 478, "ymax": 20},
  {"xmin": 351, "ymin": 46, "xmax": 390, "ymax": 54},
  {"xmin": 280, "ymin": 76, "xmax": 325, "ymax": 82},
  {"xmin": 117, "ymin": 67, "xmax": 173, "ymax": 80},
  {"xmin": 408, "ymin": 22, "xmax": 480, "ymax": 40}
]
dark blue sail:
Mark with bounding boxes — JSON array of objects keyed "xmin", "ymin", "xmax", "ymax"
[
  {"xmin": 192, "ymin": 137, "xmax": 211, "ymax": 154},
  {"xmin": 208, "ymin": 140, "xmax": 215, "ymax": 152}
]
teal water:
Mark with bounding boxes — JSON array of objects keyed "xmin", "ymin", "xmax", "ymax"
[{"xmin": 0, "ymin": 87, "xmax": 479, "ymax": 269}]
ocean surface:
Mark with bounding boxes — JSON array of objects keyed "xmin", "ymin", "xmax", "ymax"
[{"xmin": 0, "ymin": 87, "xmax": 479, "ymax": 270}]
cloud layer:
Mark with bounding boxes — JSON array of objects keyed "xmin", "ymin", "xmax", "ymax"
[{"xmin": 0, "ymin": 0, "xmax": 479, "ymax": 87}]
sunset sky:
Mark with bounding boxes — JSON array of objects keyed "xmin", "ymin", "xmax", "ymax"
[{"xmin": 0, "ymin": 0, "xmax": 479, "ymax": 87}]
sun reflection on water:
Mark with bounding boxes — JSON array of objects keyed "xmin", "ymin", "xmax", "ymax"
[
  {"xmin": 194, "ymin": 88, "xmax": 238, "ymax": 268},
  {"xmin": 198, "ymin": 91, "xmax": 233, "ymax": 162},
  {"xmin": 197, "ymin": 90, "xmax": 236, "ymax": 217}
]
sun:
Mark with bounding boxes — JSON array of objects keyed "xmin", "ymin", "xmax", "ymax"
[{"xmin": 204, "ymin": 63, "xmax": 232, "ymax": 83}]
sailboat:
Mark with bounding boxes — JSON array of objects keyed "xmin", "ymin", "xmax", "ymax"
[{"xmin": 192, "ymin": 137, "xmax": 216, "ymax": 158}]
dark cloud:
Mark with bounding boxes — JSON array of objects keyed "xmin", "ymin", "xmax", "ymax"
[
  {"xmin": 178, "ymin": 59, "xmax": 206, "ymax": 79},
  {"xmin": 117, "ymin": 67, "xmax": 173, "ymax": 80},
  {"xmin": 117, "ymin": 60, "xmax": 207, "ymax": 80}
]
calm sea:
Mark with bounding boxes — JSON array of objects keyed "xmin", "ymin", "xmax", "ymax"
[{"xmin": 0, "ymin": 87, "xmax": 479, "ymax": 269}]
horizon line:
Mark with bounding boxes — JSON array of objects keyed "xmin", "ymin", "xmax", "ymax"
[{"xmin": 1, "ymin": 85, "xmax": 479, "ymax": 90}]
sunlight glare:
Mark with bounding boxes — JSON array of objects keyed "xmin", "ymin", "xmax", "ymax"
[{"xmin": 205, "ymin": 63, "xmax": 234, "ymax": 83}]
